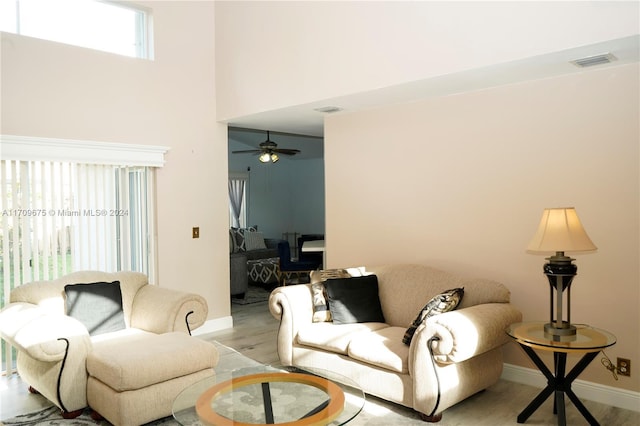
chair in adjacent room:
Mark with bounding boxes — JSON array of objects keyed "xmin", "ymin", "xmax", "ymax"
[{"xmin": 277, "ymin": 241, "xmax": 321, "ymax": 285}]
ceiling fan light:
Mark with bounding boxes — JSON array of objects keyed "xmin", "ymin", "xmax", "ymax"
[
  {"xmin": 271, "ymin": 153, "xmax": 279, "ymax": 163},
  {"xmin": 259, "ymin": 152, "xmax": 271, "ymax": 163}
]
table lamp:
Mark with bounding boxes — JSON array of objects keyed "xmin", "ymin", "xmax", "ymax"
[{"xmin": 527, "ymin": 207, "xmax": 597, "ymax": 338}]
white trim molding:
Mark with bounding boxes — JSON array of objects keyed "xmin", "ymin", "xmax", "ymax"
[
  {"xmin": 502, "ymin": 363, "xmax": 640, "ymax": 413},
  {"xmin": 0, "ymin": 135, "xmax": 169, "ymax": 167},
  {"xmin": 192, "ymin": 316, "xmax": 234, "ymax": 337}
]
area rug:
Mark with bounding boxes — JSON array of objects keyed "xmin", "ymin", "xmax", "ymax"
[
  {"xmin": 231, "ymin": 284, "xmax": 272, "ymax": 305},
  {"xmin": 1, "ymin": 342, "xmax": 261, "ymax": 426},
  {"xmin": 1, "ymin": 340, "xmax": 428, "ymax": 425}
]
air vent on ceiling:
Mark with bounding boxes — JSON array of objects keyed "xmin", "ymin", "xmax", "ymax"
[
  {"xmin": 314, "ymin": 106, "xmax": 343, "ymax": 114},
  {"xmin": 570, "ymin": 53, "xmax": 617, "ymax": 68}
]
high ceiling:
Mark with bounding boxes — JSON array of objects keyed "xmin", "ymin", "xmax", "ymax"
[{"xmin": 227, "ymin": 35, "xmax": 639, "ymax": 159}]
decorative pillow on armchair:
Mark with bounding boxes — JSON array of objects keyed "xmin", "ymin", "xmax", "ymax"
[
  {"xmin": 402, "ymin": 287, "xmax": 464, "ymax": 345},
  {"xmin": 64, "ymin": 281, "xmax": 127, "ymax": 336}
]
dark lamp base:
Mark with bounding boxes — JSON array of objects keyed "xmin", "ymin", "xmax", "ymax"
[{"xmin": 544, "ymin": 321, "xmax": 577, "ymax": 337}]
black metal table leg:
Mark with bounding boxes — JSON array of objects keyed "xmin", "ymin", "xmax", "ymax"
[
  {"xmin": 517, "ymin": 345, "xmax": 557, "ymax": 423},
  {"xmin": 554, "ymin": 352, "xmax": 567, "ymax": 426},
  {"xmin": 564, "ymin": 352, "xmax": 601, "ymax": 426},
  {"xmin": 516, "ymin": 343, "xmax": 601, "ymax": 426}
]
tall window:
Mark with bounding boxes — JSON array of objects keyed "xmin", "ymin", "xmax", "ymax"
[
  {"xmin": 0, "ymin": 160, "xmax": 156, "ymax": 280},
  {"xmin": 0, "ymin": 0, "xmax": 152, "ymax": 59}
]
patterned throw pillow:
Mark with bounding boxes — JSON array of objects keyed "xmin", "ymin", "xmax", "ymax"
[
  {"xmin": 229, "ymin": 230, "xmax": 235, "ymax": 253},
  {"xmin": 230, "ymin": 227, "xmax": 257, "ymax": 252},
  {"xmin": 244, "ymin": 231, "xmax": 267, "ymax": 251},
  {"xmin": 402, "ymin": 287, "xmax": 464, "ymax": 346},
  {"xmin": 310, "ymin": 269, "xmax": 351, "ymax": 322}
]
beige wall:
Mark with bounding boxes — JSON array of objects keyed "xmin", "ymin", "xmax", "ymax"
[
  {"xmin": 2, "ymin": 0, "xmax": 638, "ymax": 395},
  {"xmin": 324, "ymin": 63, "xmax": 639, "ymax": 392},
  {"xmin": 216, "ymin": 1, "xmax": 638, "ymax": 122},
  {"xmin": 1, "ymin": 2, "xmax": 230, "ymax": 322},
  {"xmin": 215, "ymin": 0, "xmax": 640, "ymax": 393}
]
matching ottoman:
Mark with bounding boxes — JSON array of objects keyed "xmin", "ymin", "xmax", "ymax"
[
  {"xmin": 247, "ymin": 257, "xmax": 280, "ymax": 284},
  {"xmin": 87, "ymin": 331, "xmax": 218, "ymax": 426}
]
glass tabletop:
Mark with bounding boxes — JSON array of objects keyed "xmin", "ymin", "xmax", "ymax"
[
  {"xmin": 507, "ymin": 321, "xmax": 616, "ymax": 352},
  {"xmin": 173, "ymin": 364, "xmax": 365, "ymax": 425}
]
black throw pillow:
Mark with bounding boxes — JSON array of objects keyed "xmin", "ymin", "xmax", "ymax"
[
  {"xmin": 324, "ymin": 275, "xmax": 385, "ymax": 324},
  {"xmin": 64, "ymin": 281, "xmax": 126, "ymax": 336}
]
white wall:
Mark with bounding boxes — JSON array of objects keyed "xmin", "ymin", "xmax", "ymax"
[
  {"xmin": 215, "ymin": 1, "xmax": 639, "ymax": 393},
  {"xmin": 1, "ymin": 2, "xmax": 231, "ymax": 322},
  {"xmin": 324, "ymin": 63, "xmax": 639, "ymax": 392},
  {"xmin": 228, "ymin": 139, "xmax": 325, "ymax": 238},
  {"xmin": 215, "ymin": 1, "xmax": 639, "ymax": 122},
  {"xmin": 289, "ymin": 159, "xmax": 325, "ymax": 234}
]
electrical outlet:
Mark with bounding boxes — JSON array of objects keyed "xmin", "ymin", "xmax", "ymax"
[
  {"xmin": 192, "ymin": 227, "xmax": 200, "ymax": 239},
  {"xmin": 617, "ymin": 358, "xmax": 631, "ymax": 377}
]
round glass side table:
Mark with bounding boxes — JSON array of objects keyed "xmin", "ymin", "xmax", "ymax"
[{"xmin": 506, "ymin": 321, "xmax": 616, "ymax": 426}]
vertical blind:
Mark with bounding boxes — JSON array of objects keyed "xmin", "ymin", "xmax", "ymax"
[{"xmin": 0, "ymin": 160, "xmax": 157, "ymax": 373}]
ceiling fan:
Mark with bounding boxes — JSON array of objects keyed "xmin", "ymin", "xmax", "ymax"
[{"xmin": 232, "ymin": 131, "xmax": 300, "ymax": 163}]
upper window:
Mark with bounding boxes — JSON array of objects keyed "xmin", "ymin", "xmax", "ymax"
[{"xmin": 0, "ymin": 0, "xmax": 152, "ymax": 59}]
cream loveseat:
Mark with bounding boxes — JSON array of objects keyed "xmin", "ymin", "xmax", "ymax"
[
  {"xmin": 0, "ymin": 271, "xmax": 217, "ymax": 424},
  {"xmin": 269, "ymin": 264, "xmax": 522, "ymax": 422}
]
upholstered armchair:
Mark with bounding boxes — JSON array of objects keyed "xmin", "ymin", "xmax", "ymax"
[
  {"xmin": 0, "ymin": 271, "xmax": 209, "ymax": 418},
  {"xmin": 277, "ymin": 241, "xmax": 321, "ymax": 285}
]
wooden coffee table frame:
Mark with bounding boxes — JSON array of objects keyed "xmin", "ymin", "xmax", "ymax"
[{"xmin": 195, "ymin": 372, "xmax": 345, "ymax": 426}]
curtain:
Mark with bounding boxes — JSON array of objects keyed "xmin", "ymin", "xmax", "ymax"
[{"xmin": 228, "ymin": 178, "xmax": 245, "ymax": 228}]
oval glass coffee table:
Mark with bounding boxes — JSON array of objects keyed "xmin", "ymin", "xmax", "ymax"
[{"xmin": 173, "ymin": 364, "xmax": 365, "ymax": 425}]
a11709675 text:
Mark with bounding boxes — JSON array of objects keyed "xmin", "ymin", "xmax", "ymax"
[{"xmin": 2, "ymin": 209, "xmax": 129, "ymax": 217}]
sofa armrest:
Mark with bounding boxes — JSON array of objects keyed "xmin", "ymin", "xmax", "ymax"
[
  {"xmin": 230, "ymin": 252, "xmax": 249, "ymax": 296},
  {"xmin": 0, "ymin": 302, "xmax": 46, "ymax": 340},
  {"xmin": 130, "ymin": 286, "xmax": 208, "ymax": 334},
  {"xmin": 268, "ymin": 284, "xmax": 315, "ymax": 364},
  {"xmin": 0, "ymin": 303, "xmax": 91, "ymax": 362},
  {"xmin": 416, "ymin": 303, "xmax": 522, "ymax": 364}
]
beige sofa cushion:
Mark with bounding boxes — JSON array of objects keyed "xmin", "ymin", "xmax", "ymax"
[
  {"xmin": 87, "ymin": 332, "xmax": 218, "ymax": 391},
  {"xmin": 348, "ymin": 327, "xmax": 409, "ymax": 373},
  {"xmin": 297, "ymin": 322, "xmax": 388, "ymax": 354}
]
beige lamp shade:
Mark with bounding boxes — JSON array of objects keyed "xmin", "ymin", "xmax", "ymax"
[{"xmin": 527, "ymin": 207, "xmax": 597, "ymax": 253}]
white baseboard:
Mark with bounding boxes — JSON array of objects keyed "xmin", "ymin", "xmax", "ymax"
[
  {"xmin": 501, "ymin": 363, "xmax": 640, "ymax": 413},
  {"xmin": 191, "ymin": 316, "xmax": 233, "ymax": 336}
]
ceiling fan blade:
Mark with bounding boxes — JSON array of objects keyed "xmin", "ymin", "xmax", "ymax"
[
  {"xmin": 233, "ymin": 130, "xmax": 303, "ymax": 158},
  {"xmin": 232, "ymin": 149, "xmax": 262, "ymax": 154},
  {"xmin": 273, "ymin": 149, "xmax": 300, "ymax": 155}
]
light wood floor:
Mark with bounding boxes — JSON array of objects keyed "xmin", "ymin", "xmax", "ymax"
[{"xmin": 2, "ymin": 299, "xmax": 638, "ymax": 425}]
